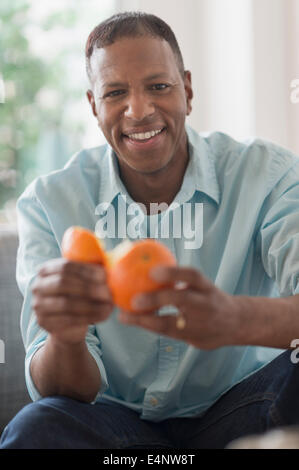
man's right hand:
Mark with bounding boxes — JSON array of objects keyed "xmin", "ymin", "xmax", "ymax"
[{"xmin": 31, "ymin": 258, "xmax": 113, "ymax": 345}]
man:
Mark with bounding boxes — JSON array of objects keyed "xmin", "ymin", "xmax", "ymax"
[{"xmin": 1, "ymin": 11, "xmax": 299, "ymax": 449}]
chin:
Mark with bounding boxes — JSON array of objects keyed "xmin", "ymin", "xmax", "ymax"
[{"xmin": 131, "ymin": 158, "xmax": 171, "ymax": 175}]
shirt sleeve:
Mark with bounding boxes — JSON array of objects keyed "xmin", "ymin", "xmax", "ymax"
[
  {"xmin": 257, "ymin": 163, "xmax": 299, "ymax": 297},
  {"xmin": 16, "ymin": 187, "xmax": 109, "ymax": 401}
]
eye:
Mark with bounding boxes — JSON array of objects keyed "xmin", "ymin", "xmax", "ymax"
[
  {"xmin": 104, "ymin": 90, "xmax": 126, "ymax": 99},
  {"xmin": 150, "ymin": 83, "xmax": 170, "ymax": 91}
]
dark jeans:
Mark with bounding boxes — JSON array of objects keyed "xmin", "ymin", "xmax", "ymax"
[{"xmin": 1, "ymin": 350, "xmax": 298, "ymax": 449}]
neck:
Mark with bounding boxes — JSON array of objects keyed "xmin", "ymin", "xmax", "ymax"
[{"xmin": 119, "ymin": 142, "xmax": 190, "ymax": 215}]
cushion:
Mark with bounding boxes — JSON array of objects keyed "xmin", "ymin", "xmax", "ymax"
[{"xmin": 0, "ymin": 227, "xmax": 30, "ymax": 434}]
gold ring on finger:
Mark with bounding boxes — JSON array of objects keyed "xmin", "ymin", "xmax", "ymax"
[{"xmin": 176, "ymin": 313, "xmax": 186, "ymax": 330}]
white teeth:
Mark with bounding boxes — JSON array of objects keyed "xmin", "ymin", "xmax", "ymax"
[{"xmin": 127, "ymin": 128, "xmax": 163, "ymax": 141}]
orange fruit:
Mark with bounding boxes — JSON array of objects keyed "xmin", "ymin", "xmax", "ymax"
[
  {"xmin": 106, "ymin": 238, "xmax": 176, "ymax": 314},
  {"xmin": 61, "ymin": 226, "xmax": 107, "ymax": 265},
  {"xmin": 61, "ymin": 227, "xmax": 176, "ymax": 314}
]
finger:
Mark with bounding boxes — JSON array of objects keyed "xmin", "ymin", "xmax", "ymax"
[
  {"xmin": 32, "ymin": 274, "xmax": 112, "ymax": 302},
  {"xmin": 150, "ymin": 266, "xmax": 213, "ymax": 291},
  {"xmin": 32, "ymin": 295, "xmax": 113, "ymax": 318},
  {"xmin": 37, "ymin": 308, "xmax": 111, "ymax": 332},
  {"xmin": 38, "ymin": 258, "xmax": 106, "ymax": 283},
  {"xmin": 37, "ymin": 314, "xmax": 88, "ymax": 332},
  {"xmin": 132, "ymin": 288, "xmax": 202, "ymax": 311},
  {"xmin": 118, "ymin": 311, "xmax": 184, "ymax": 338}
]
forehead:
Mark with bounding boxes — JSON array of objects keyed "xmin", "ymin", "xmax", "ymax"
[{"xmin": 89, "ymin": 36, "xmax": 179, "ymax": 84}]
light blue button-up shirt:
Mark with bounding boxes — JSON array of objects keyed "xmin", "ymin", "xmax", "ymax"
[{"xmin": 16, "ymin": 125, "xmax": 299, "ymax": 422}]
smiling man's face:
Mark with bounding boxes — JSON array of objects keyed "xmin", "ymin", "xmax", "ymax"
[{"xmin": 87, "ymin": 35, "xmax": 193, "ymax": 175}]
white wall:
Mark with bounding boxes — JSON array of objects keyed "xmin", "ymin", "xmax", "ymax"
[
  {"xmin": 286, "ymin": 0, "xmax": 299, "ymax": 153},
  {"xmin": 251, "ymin": 0, "xmax": 289, "ymax": 147},
  {"xmin": 193, "ymin": 0, "xmax": 255, "ymax": 140}
]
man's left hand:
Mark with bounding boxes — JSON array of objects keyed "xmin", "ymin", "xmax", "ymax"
[{"xmin": 118, "ymin": 266, "xmax": 243, "ymax": 350}]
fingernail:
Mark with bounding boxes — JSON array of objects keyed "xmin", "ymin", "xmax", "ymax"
[
  {"xmin": 150, "ymin": 266, "xmax": 165, "ymax": 281},
  {"xmin": 132, "ymin": 294, "xmax": 148, "ymax": 309}
]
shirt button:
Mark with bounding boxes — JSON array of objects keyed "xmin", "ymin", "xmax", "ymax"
[
  {"xmin": 149, "ymin": 397, "xmax": 159, "ymax": 407},
  {"xmin": 165, "ymin": 346, "xmax": 173, "ymax": 352}
]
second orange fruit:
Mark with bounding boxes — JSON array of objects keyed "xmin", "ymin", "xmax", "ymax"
[{"xmin": 107, "ymin": 238, "xmax": 176, "ymax": 314}]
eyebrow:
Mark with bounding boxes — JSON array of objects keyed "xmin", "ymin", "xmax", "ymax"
[{"xmin": 103, "ymin": 72, "xmax": 170, "ymax": 89}]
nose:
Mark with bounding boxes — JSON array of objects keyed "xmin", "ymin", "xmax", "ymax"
[{"xmin": 124, "ymin": 91, "xmax": 155, "ymax": 121}]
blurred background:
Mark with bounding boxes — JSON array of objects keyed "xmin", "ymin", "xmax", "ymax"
[{"xmin": 0, "ymin": 0, "xmax": 299, "ymax": 225}]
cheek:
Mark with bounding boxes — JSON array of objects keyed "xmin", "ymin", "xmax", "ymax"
[
  {"xmin": 96, "ymin": 107, "xmax": 118, "ymax": 135},
  {"xmin": 166, "ymin": 95, "xmax": 188, "ymax": 120},
  {"xmin": 96, "ymin": 104, "xmax": 109, "ymax": 125}
]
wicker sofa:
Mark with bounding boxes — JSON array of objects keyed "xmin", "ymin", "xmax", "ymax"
[{"xmin": 0, "ymin": 226, "xmax": 30, "ymax": 435}]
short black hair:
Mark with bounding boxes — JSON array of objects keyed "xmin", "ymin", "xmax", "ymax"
[{"xmin": 85, "ymin": 11, "xmax": 185, "ymax": 82}]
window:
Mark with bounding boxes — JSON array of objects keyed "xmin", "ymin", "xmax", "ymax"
[{"xmin": 0, "ymin": 0, "xmax": 117, "ymax": 223}]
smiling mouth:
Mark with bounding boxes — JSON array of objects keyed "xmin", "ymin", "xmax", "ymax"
[{"xmin": 122, "ymin": 127, "xmax": 166, "ymax": 143}]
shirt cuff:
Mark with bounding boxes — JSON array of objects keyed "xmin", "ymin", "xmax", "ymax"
[
  {"xmin": 86, "ymin": 343, "xmax": 109, "ymax": 403},
  {"xmin": 25, "ymin": 341, "xmax": 47, "ymax": 402}
]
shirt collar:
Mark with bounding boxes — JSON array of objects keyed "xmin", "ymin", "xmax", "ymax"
[
  {"xmin": 98, "ymin": 124, "xmax": 220, "ymax": 206},
  {"xmin": 184, "ymin": 124, "xmax": 220, "ymax": 205},
  {"xmin": 98, "ymin": 145, "xmax": 133, "ymax": 206}
]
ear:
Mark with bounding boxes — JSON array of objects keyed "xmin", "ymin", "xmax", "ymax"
[
  {"xmin": 183, "ymin": 71, "xmax": 193, "ymax": 116},
  {"xmin": 86, "ymin": 89, "xmax": 98, "ymax": 117}
]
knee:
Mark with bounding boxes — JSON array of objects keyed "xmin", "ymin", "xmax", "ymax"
[{"xmin": 0, "ymin": 396, "xmax": 72, "ymax": 449}]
